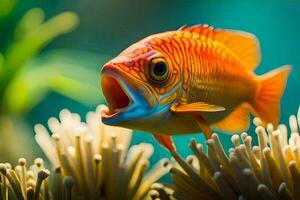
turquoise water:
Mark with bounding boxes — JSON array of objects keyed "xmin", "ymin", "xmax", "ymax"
[{"xmin": 22, "ymin": 0, "xmax": 300, "ymax": 180}]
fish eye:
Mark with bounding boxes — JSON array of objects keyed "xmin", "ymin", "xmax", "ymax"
[{"xmin": 149, "ymin": 58, "xmax": 169, "ymax": 83}]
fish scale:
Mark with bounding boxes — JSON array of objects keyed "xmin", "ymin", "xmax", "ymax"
[{"xmin": 177, "ymin": 35, "xmax": 255, "ymax": 106}]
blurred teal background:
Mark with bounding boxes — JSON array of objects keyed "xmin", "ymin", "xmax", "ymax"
[{"xmin": 1, "ymin": 0, "xmax": 300, "ymax": 179}]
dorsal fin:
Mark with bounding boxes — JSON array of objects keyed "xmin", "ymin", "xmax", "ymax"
[{"xmin": 179, "ymin": 24, "xmax": 261, "ymax": 70}]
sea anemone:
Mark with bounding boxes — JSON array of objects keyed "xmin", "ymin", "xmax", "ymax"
[
  {"xmin": 0, "ymin": 158, "xmax": 52, "ymax": 200},
  {"xmin": 150, "ymin": 106, "xmax": 300, "ymax": 200},
  {"xmin": 34, "ymin": 105, "xmax": 170, "ymax": 200}
]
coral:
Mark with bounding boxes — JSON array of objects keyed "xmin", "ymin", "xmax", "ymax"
[
  {"xmin": 0, "ymin": 158, "xmax": 52, "ymax": 200},
  {"xmin": 34, "ymin": 105, "xmax": 170, "ymax": 200},
  {"xmin": 151, "ymin": 106, "xmax": 300, "ymax": 200}
]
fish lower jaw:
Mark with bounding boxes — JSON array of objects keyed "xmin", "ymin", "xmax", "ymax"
[{"xmin": 101, "ymin": 108, "xmax": 121, "ymax": 119}]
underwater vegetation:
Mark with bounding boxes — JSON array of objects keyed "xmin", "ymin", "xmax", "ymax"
[
  {"xmin": 150, "ymin": 107, "xmax": 300, "ymax": 200},
  {"xmin": 0, "ymin": 1, "xmax": 299, "ymax": 200},
  {"xmin": 0, "ymin": 105, "xmax": 170, "ymax": 200},
  {"xmin": 2, "ymin": 106, "xmax": 300, "ymax": 200},
  {"xmin": 1, "ymin": 107, "xmax": 300, "ymax": 200},
  {"xmin": 0, "ymin": 158, "xmax": 52, "ymax": 200},
  {"xmin": 4, "ymin": 106, "xmax": 300, "ymax": 200},
  {"xmin": 0, "ymin": 4, "xmax": 78, "ymax": 115},
  {"xmin": 0, "ymin": 0, "xmax": 107, "ymax": 162},
  {"xmin": 34, "ymin": 105, "xmax": 169, "ymax": 200}
]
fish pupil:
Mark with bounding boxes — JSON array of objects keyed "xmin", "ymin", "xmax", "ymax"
[{"xmin": 154, "ymin": 62, "xmax": 167, "ymax": 76}]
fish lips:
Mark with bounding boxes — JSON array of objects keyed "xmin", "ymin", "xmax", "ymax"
[{"xmin": 100, "ymin": 64, "xmax": 155, "ymax": 125}]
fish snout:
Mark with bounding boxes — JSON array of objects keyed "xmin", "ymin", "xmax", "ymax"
[{"xmin": 101, "ymin": 62, "xmax": 118, "ymax": 74}]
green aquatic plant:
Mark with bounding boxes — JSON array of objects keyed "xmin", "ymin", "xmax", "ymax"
[
  {"xmin": 0, "ymin": 7, "xmax": 79, "ymax": 114},
  {"xmin": 34, "ymin": 105, "xmax": 170, "ymax": 200},
  {"xmin": 0, "ymin": 1, "xmax": 107, "ymax": 162},
  {"xmin": 150, "ymin": 107, "xmax": 300, "ymax": 200}
]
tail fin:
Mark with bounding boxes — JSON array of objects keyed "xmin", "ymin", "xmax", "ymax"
[{"xmin": 252, "ymin": 65, "xmax": 291, "ymax": 126}]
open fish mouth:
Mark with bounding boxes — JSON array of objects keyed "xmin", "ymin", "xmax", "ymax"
[
  {"xmin": 101, "ymin": 73, "xmax": 131, "ymax": 119},
  {"xmin": 100, "ymin": 63, "xmax": 158, "ymax": 125}
]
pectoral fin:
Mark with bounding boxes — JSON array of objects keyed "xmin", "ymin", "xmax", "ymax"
[
  {"xmin": 194, "ymin": 115, "xmax": 213, "ymax": 139},
  {"xmin": 171, "ymin": 102, "xmax": 225, "ymax": 113},
  {"xmin": 152, "ymin": 134, "xmax": 175, "ymax": 152},
  {"xmin": 170, "ymin": 102, "xmax": 222, "ymax": 139}
]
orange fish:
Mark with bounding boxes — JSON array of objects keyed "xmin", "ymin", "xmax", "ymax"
[{"xmin": 100, "ymin": 25, "xmax": 290, "ymax": 151}]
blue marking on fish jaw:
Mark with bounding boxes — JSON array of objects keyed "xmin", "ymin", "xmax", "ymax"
[
  {"xmin": 151, "ymin": 80, "xmax": 182, "ymax": 129},
  {"xmin": 101, "ymin": 68, "xmax": 183, "ymax": 132},
  {"xmin": 154, "ymin": 111, "xmax": 172, "ymax": 128},
  {"xmin": 101, "ymin": 69, "xmax": 158, "ymax": 126}
]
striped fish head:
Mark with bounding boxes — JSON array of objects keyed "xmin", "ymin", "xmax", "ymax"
[{"xmin": 100, "ymin": 38, "xmax": 182, "ymax": 130}]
